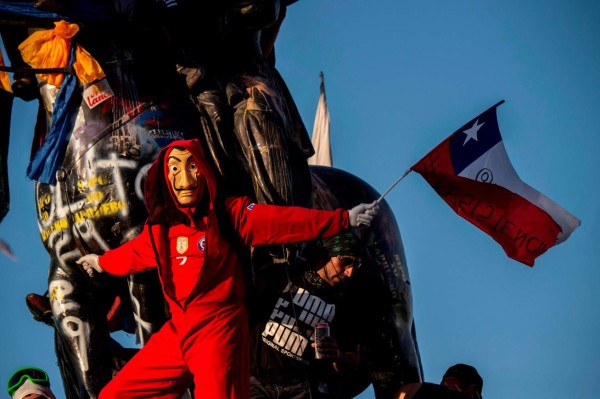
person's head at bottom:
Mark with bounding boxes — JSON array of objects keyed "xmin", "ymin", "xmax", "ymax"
[
  {"xmin": 440, "ymin": 364, "xmax": 483, "ymax": 399},
  {"xmin": 7, "ymin": 367, "xmax": 56, "ymax": 399}
]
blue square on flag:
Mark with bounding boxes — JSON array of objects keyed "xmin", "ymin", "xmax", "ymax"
[{"xmin": 449, "ymin": 109, "xmax": 502, "ymax": 175}]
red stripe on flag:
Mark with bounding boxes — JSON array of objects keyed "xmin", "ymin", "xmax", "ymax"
[
  {"xmin": 411, "ymin": 137, "xmax": 455, "ymax": 176},
  {"xmin": 416, "ymin": 172, "xmax": 561, "ymax": 266}
]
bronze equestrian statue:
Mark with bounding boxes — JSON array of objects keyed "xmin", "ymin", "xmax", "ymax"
[{"xmin": 0, "ymin": 1, "xmax": 422, "ymax": 397}]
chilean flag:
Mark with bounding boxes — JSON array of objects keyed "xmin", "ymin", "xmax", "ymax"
[{"xmin": 411, "ymin": 101, "xmax": 580, "ymax": 266}]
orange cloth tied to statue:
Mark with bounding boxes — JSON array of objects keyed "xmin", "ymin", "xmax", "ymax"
[{"xmin": 18, "ymin": 20, "xmax": 105, "ymax": 87}]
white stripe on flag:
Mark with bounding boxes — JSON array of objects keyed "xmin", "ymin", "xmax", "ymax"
[
  {"xmin": 308, "ymin": 73, "xmax": 332, "ymax": 167},
  {"xmin": 458, "ymin": 141, "xmax": 580, "ymax": 243}
]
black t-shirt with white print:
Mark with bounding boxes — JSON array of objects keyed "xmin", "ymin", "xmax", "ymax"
[{"xmin": 249, "ymin": 264, "xmax": 356, "ymax": 386}]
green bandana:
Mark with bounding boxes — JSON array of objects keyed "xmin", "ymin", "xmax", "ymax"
[{"xmin": 322, "ymin": 231, "xmax": 361, "ymax": 257}]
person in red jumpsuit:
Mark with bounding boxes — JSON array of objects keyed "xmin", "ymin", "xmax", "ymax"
[{"xmin": 76, "ymin": 138, "xmax": 378, "ymax": 399}]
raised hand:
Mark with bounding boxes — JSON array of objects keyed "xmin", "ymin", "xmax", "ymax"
[{"xmin": 348, "ymin": 201, "xmax": 379, "ymax": 227}]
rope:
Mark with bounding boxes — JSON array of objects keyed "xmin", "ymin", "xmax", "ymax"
[{"xmin": 0, "ymin": 65, "xmax": 74, "ymax": 74}]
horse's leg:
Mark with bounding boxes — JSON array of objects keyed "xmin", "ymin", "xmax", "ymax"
[
  {"xmin": 227, "ymin": 69, "xmax": 313, "ymax": 208},
  {"xmin": 54, "ymin": 325, "xmax": 83, "ymax": 399},
  {"xmin": 49, "ymin": 258, "xmax": 114, "ymax": 399}
]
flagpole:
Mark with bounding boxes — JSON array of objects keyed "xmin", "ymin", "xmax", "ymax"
[
  {"xmin": 376, "ymin": 169, "xmax": 412, "ymax": 203},
  {"xmin": 319, "ymin": 71, "xmax": 326, "ymax": 101}
]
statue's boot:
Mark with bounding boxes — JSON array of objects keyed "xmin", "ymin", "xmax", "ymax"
[
  {"xmin": 176, "ymin": 64, "xmax": 204, "ymax": 91},
  {"xmin": 26, "ymin": 292, "xmax": 54, "ymax": 326}
]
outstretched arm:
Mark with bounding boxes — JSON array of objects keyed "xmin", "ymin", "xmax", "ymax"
[
  {"xmin": 76, "ymin": 224, "xmax": 157, "ymax": 276},
  {"xmin": 226, "ymin": 196, "xmax": 345, "ymax": 245},
  {"xmin": 226, "ymin": 196, "xmax": 378, "ymax": 246}
]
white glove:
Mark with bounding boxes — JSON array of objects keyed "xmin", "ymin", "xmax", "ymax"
[
  {"xmin": 348, "ymin": 201, "xmax": 379, "ymax": 227},
  {"xmin": 75, "ymin": 254, "xmax": 103, "ymax": 277}
]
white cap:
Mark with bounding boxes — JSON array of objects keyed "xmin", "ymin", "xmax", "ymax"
[{"xmin": 11, "ymin": 379, "xmax": 56, "ymax": 399}]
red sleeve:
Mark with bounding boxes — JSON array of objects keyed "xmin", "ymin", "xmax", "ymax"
[
  {"xmin": 98, "ymin": 224, "xmax": 157, "ymax": 276},
  {"xmin": 225, "ymin": 196, "xmax": 349, "ymax": 246}
]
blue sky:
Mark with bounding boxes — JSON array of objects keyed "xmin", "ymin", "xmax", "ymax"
[{"xmin": 1, "ymin": 1, "xmax": 599, "ymax": 398}]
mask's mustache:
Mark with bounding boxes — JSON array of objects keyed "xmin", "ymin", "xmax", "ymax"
[{"xmin": 174, "ymin": 184, "xmax": 198, "ymax": 191}]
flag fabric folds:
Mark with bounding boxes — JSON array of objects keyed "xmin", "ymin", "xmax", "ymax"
[
  {"xmin": 26, "ymin": 44, "xmax": 81, "ymax": 185},
  {"xmin": 19, "ymin": 20, "xmax": 105, "ymax": 184},
  {"xmin": 411, "ymin": 101, "xmax": 580, "ymax": 266},
  {"xmin": 308, "ymin": 71, "xmax": 332, "ymax": 167}
]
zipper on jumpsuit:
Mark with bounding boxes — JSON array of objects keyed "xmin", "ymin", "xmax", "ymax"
[
  {"xmin": 148, "ymin": 223, "xmax": 207, "ymax": 314},
  {"xmin": 182, "ymin": 212, "xmax": 210, "ymax": 311}
]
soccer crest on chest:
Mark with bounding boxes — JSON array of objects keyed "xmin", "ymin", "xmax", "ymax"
[{"xmin": 176, "ymin": 236, "xmax": 188, "ymax": 254}]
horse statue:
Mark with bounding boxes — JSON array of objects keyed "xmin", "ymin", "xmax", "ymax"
[
  {"xmin": 1, "ymin": 2, "xmax": 202, "ymax": 397},
  {"xmin": 1, "ymin": 1, "xmax": 423, "ymax": 398}
]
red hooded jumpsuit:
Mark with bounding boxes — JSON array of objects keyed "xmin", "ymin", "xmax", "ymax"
[{"xmin": 98, "ymin": 139, "xmax": 349, "ymax": 399}]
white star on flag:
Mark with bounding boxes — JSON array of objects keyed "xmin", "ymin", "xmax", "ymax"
[{"xmin": 463, "ymin": 119, "xmax": 485, "ymax": 145}]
